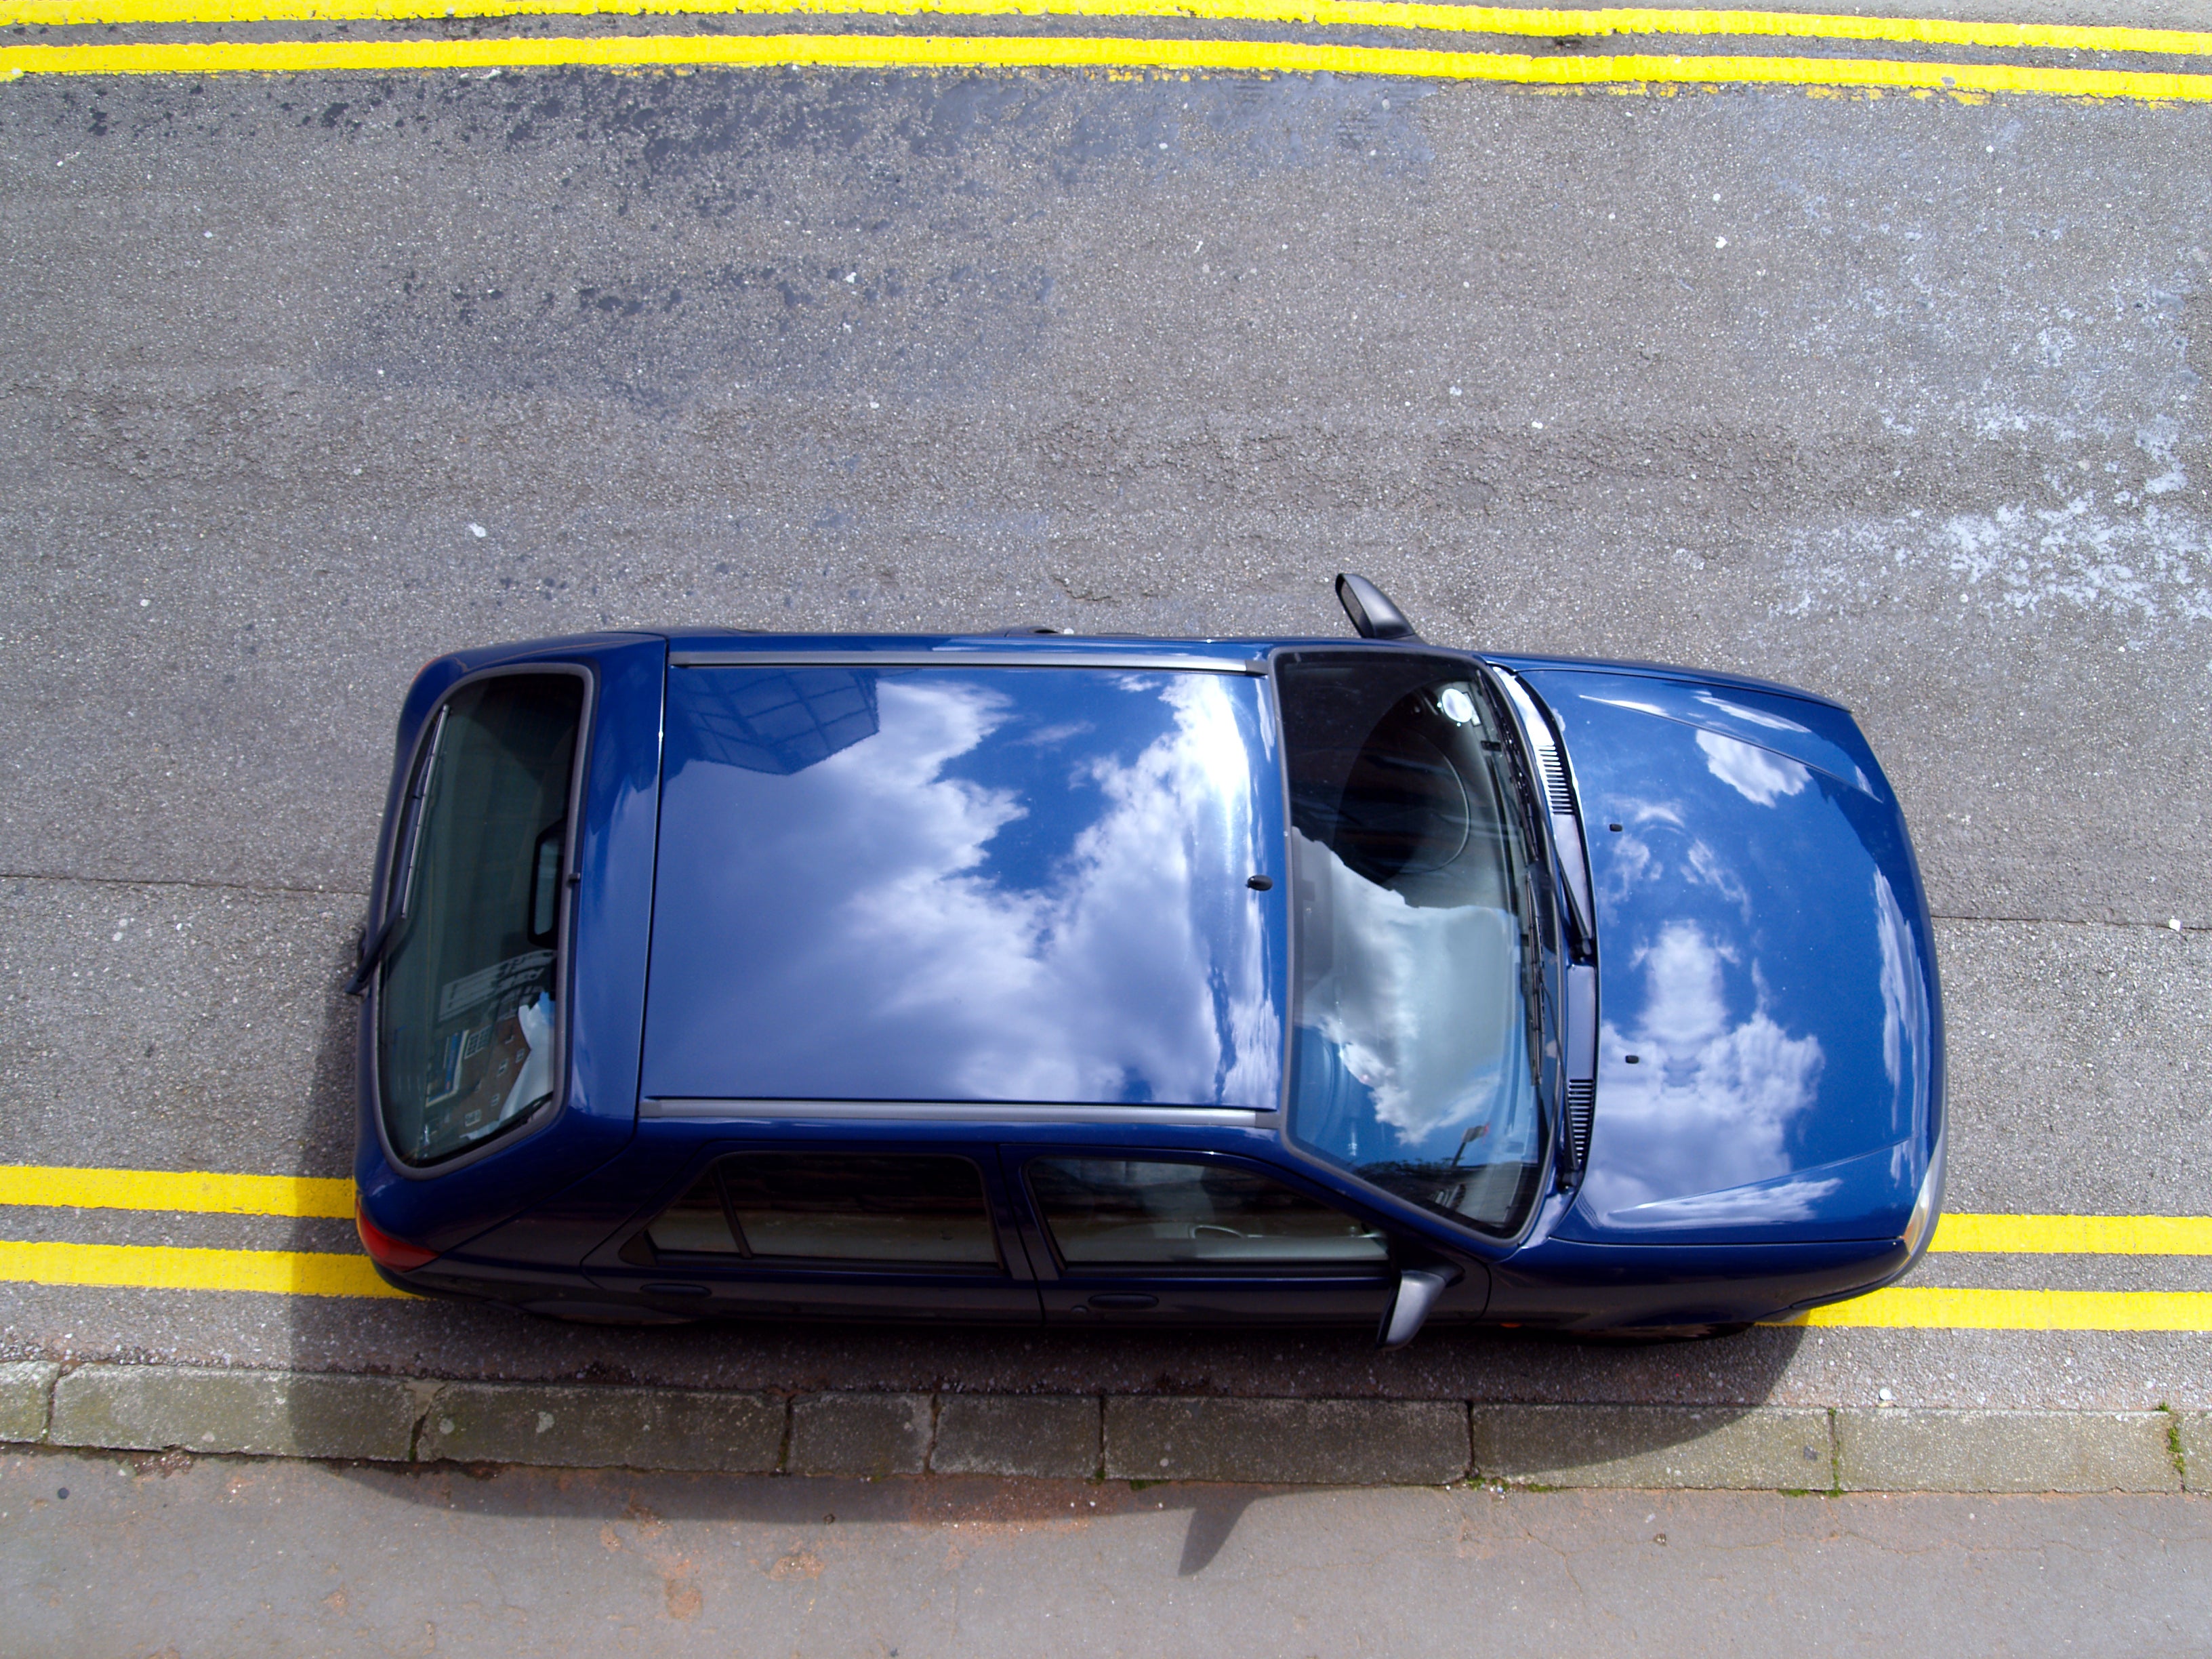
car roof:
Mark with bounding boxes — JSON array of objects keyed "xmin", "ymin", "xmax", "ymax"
[{"xmin": 637, "ymin": 647, "xmax": 1293, "ymax": 1111}]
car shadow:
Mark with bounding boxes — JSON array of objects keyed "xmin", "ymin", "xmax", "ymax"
[{"xmin": 306, "ymin": 1458, "xmax": 1323, "ymax": 1578}]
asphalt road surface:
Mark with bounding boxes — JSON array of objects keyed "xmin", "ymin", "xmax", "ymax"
[{"xmin": 1, "ymin": 17, "xmax": 2209, "ymax": 1419}]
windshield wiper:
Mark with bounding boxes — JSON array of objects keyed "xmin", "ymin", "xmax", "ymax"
[{"xmin": 1486, "ymin": 668, "xmax": 1595, "ymax": 962}]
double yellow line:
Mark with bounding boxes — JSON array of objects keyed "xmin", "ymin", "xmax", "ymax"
[
  {"xmin": 2, "ymin": 1162, "xmax": 2211, "ymax": 1326},
  {"xmin": 1, "ymin": 0, "xmax": 2209, "ymax": 100},
  {"xmin": 0, "ymin": 1163, "xmax": 405, "ymax": 1300}
]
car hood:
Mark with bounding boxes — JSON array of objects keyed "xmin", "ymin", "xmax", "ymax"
[{"xmin": 1509, "ymin": 667, "xmax": 1942, "ymax": 1246}]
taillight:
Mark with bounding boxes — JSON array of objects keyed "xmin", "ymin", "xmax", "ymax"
[{"xmin": 356, "ymin": 1201, "xmax": 438, "ymax": 1271}]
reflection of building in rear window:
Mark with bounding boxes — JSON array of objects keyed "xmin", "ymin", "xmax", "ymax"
[
  {"xmin": 675, "ymin": 666, "xmax": 880, "ymax": 775},
  {"xmin": 377, "ymin": 674, "xmax": 582, "ymax": 1166},
  {"xmin": 1030, "ymin": 1158, "xmax": 1387, "ymax": 1267},
  {"xmin": 642, "ymin": 1153, "xmax": 1001, "ymax": 1267}
]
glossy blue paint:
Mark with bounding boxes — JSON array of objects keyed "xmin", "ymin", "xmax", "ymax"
[
  {"xmin": 1500, "ymin": 664, "xmax": 1942, "ymax": 1249},
  {"xmin": 354, "ymin": 626, "xmax": 1942, "ymax": 1335},
  {"xmin": 642, "ymin": 661, "xmax": 1286, "ymax": 1108},
  {"xmin": 354, "ymin": 633, "xmax": 664, "ymax": 1254}
]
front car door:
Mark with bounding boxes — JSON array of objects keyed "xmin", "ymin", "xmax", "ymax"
[{"xmin": 1011, "ymin": 1149, "xmax": 1397, "ymax": 1328}]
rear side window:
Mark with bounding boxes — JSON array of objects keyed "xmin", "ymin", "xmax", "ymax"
[
  {"xmin": 643, "ymin": 1153, "xmax": 1001, "ymax": 1267},
  {"xmin": 377, "ymin": 674, "xmax": 584, "ymax": 1166},
  {"xmin": 1029, "ymin": 1158, "xmax": 1389, "ymax": 1268}
]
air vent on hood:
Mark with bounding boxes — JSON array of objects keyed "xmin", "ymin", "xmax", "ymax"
[
  {"xmin": 1565, "ymin": 1079, "xmax": 1596, "ymax": 1171},
  {"xmin": 1530, "ymin": 731, "xmax": 1576, "ymax": 815}
]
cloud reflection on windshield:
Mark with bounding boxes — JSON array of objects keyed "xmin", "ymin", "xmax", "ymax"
[{"xmin": 1292, "ymin": 828, "xmax": 1519, "ymax": 1147}]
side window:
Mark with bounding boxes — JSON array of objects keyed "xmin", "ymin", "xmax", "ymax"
[
  {"xmin": 642, "ymin": 1154, "xmax": 1001, "ymax": 1268},
  {"xmin": 1029, "ymin": 1158, "xmax": 1389, "ymax": 1269},
  {"xmin": 377, "ymin": 673, "xmax": 584, "ymax": 1166}
]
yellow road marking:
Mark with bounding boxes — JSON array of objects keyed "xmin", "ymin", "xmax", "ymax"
[
  {"xmin": 3, "ymin": 31, "xmax": 2212, "ymax": 96},
  {"xmin": 0, "ymin": 1164, "xmax": 354, "ymax": 1220},
  {"xmin": 3, "ymin": 0, "xmax": 2209, "ymax": 61},
  {"xmin": 1780, "ymin": 1286, "xmax": 2212, "ymax": 1330},
  {"xmin": 0, "ymin": 1239, "xmax": 409, "ymax": 1298},
  {"xmin": 1, "ymin": 1166, "xmax": 2207, "ymax": 1317},
  {"xmin": 0, "ymin": 1241, "xmax": 2201, "ymax": 1322},
  {"xmin": 1930, "ymin": 1212, "xmax": 2212, "ymax": 1255}
]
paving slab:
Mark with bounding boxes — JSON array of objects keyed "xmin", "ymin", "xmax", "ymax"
[
  {"xmin": 2178, "ymin": 1412, "xmax": 2212, "ymax": 1495},
  {"xmin": 0, "ymin": 1361, "xmax": 58, "ymax": 1442},
  {"xmin": 930, "ymin": 1395, "xmax": 1101, "ymax": 1479},
  {"xmin": 47, "ymin": 1364, "xmax": 420, "ymax": 1462},
  {"xmin": 1104, "ymin": 1396, "xmax": 1468, "ymax": 1486},
  {"xmin": 788, "ymin": 1393, "xmax": 933, "ymax": 1478},
  {"xmin": 1471, "ymin": 1404, "xmax": 1835, "ymax": 1490},
  {"xmin": 1836, "ymin": 1408, "xmax": 2183, "ymax": 1493},
  {"xmin": 421, "ymin": 1382, "xmax": 784, "ymax": 1473}
]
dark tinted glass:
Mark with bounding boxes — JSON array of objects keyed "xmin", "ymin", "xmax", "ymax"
[
  {"xmin": 377, "ymin": 674, "xmax": 582, "ymax": 1166},
  {"xmin": 714, "ymin": 1153, "xmax": 1000, "ymax": 1265},
  {"xmin": 644, "ymin": 1171, "xmax": 739, "ymax": 1255},
  {"xmin": 1030, "ymin": 1158, "xmax": 1388, "ymax": 1267}
]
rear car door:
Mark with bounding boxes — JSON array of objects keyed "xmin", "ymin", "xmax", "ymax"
[
  {"xmin": 593, "ymin": 1144, "xmax": 1043, "ymax": 1322},
  {"xmin": 1009, "ymin": 1149, "xmax": 1397, "ymax": 1328}
]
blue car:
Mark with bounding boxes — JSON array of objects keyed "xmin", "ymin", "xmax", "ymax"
[{"xmin": 350, "ymin": 576, "xmax": 1944, "ymax": 1343}]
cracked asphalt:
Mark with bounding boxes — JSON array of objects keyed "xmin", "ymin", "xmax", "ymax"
[{"xmin": 1, "ymin": 49, "xmax": 2209, "ymax": 1418}]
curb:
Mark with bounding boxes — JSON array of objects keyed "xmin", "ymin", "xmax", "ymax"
[{"xmin": 1, "ymin": 1362, "xmax": 2206, "ymax": 1493}]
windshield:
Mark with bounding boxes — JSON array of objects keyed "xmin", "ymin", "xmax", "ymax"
[
  {"xmin": 377, "ymin": 672, "xmax": 583, "ymax": 1166},
  {"xmin": 1278, "ymin": 653, "xmax": 1548, "ymax": 1237}
]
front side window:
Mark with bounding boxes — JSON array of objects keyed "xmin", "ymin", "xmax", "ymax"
[
  {"xmin": 1029, "ymin": 1157, "xmax": 1388, "ymax": 1267},
  {"xmin": 1277, "ymin": 653, "xmax": 1548, "ymax": 1237},
  {"xmin": 643, "ymin": 1153, "xmax": 1002, "ymax": 1267},
  {"xmin": 377, "ymin": 674, "xmax": 584, "ymax": 1166}
]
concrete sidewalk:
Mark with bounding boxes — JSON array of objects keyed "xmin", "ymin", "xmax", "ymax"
[
  {"xmin": 3, "ymin": 1361, "xmax": 2203, "ymax": 1492},
  {"xmin": 11, "ymin": 1450, "xmax": 2209, "ymax": 1659}
]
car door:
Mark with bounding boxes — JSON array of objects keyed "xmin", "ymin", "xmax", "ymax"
[
  {"xmin": 594, "ymin": 1143, "xmax": 1044, "ymax": 1322},
  {"xmin": 1007, "ymin": 1149, "xmax": 1398, "ymax": 1328}
]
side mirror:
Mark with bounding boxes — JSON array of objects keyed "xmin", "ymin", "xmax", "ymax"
[
  {"xmin": 1334, "ymin": 573, "xmax": 1420, "ymax": 641},
  {"xmin": 1376, "ymin": 1267, "xmax": 1453, "ymax": 1349}
]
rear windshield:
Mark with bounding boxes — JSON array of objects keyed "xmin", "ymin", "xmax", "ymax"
[
  {"xmin": 1277, "ymin": 653, "xmax": 1547, "ymax": 1237},
  {"xmin": 377, "ymin": 673, "xmax": 583, "ymax": 1166}
]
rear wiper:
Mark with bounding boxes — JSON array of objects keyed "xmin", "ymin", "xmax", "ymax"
[
  {"xmin": 344, "ymin": 707, "xmax": 446, "ymax": 998},
  {"xmin": 344, "ymin": 909, "xmax": 406, "ymax": 997}
]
